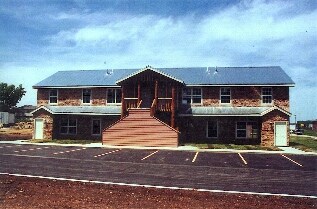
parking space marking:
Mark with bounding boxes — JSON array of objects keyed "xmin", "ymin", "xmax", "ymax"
[
  {"xmin": 14, "ymin": 146, "xmax": 51, "ymax": 153},
  {"xmin": 94, "ymin": 149, "xmax": 121, "ymax": 158},
  {"xmin": 53, "ymin": 147, "xmax": 86, "ymax": 155},
  {"xmin": 192, "ymin": 152, "xmax": 199, "ymax": 163},
  {"xmin": 238, "ymin": 153, "xmax": 248, "ymax": 165},
  {"xmin": 281, "ymin": 154, "xmax": 303, "ymax": 167},
  {"xmin": 141, "ymin": 150, "xmax": 159, "ymax": 161}
]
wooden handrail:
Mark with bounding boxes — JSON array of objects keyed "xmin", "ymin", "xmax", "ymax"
[{"xmin": 137, "ymin": 100, "xmax": 142, "ymax": 108}]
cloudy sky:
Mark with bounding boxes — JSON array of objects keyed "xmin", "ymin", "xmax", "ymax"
[{"xmin": 0, "ymin": 0, "xmax": 316, "ymax": 121}]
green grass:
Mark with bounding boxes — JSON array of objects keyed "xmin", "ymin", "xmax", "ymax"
[
  {"xmin": 302, "ymin": 129, "xmax": 317, "ymax": 137},
  {"xmin": 184, "ymin": 143, "xmax": 281, "ymax": 151},
  {"xmin": 290, "ymin": 135, "xmax": 317, "ymax": 152},
  {"xmin": 28, "ymin": 139, "xmax": 99, "ymax": 144}
]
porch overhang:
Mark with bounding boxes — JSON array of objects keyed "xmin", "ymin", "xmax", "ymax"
[
  {"xmin": 31, "ymin": 105, "xmax": 121, "ymax": 116},
  {"xmin": 116, "ymin": 65, "xmax": 184, "ymax": 85},
  {"xmin": 178, "ymin": 106, "xmax": 291, "ymax": 117}
]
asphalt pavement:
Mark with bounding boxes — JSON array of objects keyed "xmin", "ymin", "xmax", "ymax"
[{"xmin": 0, "ymin": 143, "xmax": 316, "ymax": 197}]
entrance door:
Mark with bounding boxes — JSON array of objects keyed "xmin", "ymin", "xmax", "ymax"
[
  {"xmin": 141, "ymin": 83, "xmax": 154, "ymax": 108},
  {"xmin": 275, "ymin": 122, "xmax": 287, "ymax": 146},
  {"xmin": 34, "ymin": 119, "xmax": 44, "ymax": 139}
]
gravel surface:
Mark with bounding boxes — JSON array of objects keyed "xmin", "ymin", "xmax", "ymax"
[{"xmin": 0, "ymin": 175, "xmax": 315, "ymax": 209}]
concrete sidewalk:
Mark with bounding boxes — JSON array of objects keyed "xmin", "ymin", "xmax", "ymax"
[{"xmin": 1, "ymin": 140, "xmax": 316, "ymax": 155}]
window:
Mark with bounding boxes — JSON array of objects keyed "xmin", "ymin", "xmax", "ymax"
[
  {"xmin": 182, "ymin": 87, "xmax": 202, "ymax": 104},
  {"xmin": 207, "ymin": 121, "xmax": 218, "ymax": 138},
  {"xmin": 92, "ymin": 119, "xmax": 101, "ymax": 135},
  {"xmin": 82, "ymin": 89, "xmax": 91, "ymax": 104},
  {"xmin": 262, "ymin": 87, "xmax": 272, "ymax": 104},
  {"xmin": 60, "ymin": 118, "xmax": 77, "ymax": 134},
  {"xmin": 107, "ymin": 89, "xmax": 122, "ymax": 104},
  {"xmin": 49, "ymin": 89, "xmax": 58, "ymax": 104},
  {"xmin": 220, "ymin": 87, "xmax": 231, "ymax": 104},
  {"xmin": 236, "ymin": 122, "xmax": 258, "ymax": 139}
]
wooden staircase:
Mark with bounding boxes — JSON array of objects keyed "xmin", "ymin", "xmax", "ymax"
[{"xmin": 102, "ymin": 109, "xmax": 179, "ymax": 147}]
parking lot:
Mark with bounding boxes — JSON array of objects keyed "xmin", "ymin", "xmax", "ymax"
[
  {"xmin": 0, "ymin": 143, "xmax": 316, "ymax": 197},
  {"xmin": 0, "ymin": 143, "xmax": 315, "ymax": 171}
]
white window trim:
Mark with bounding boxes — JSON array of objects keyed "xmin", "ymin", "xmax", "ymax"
[
  {"xmin": 261, "ymin": 87, "xmax": 273, "ymax": 105},
  {"xmin": 91, "ymin": 119, "xmax": 101, "ymax": 136},
  {"xmin": 182, "ymin": 87, "xmax": 203, "ymax": 105},
  {"xmin": 107, "ymin": 88, "xmax": 122, "ymax": 105},
  {"xmin": 60, "ymin": 118, "xmax": 77, "ymax": 135},
  {"xmin": 82, "ymin": 89, "xmax": 92, "ymax": 105},
  {"xmin": 220, "ymin": 87, "xmax": 231, "ymax": 105},
  {"xmin": 206, "ymin": 121, "xmax": 218, "ymax": 139},
  {"xmin": 49, "ymin": 89, "xmax": 58, "ymax": 105}
]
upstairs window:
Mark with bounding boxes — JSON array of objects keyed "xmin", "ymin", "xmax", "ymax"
[
  {"xmin": 262, "ymin": 87, "xmax": 272, "ymax": 104},
  {"xmin": 60, "ymin": 118, "xmax": 77, "ymax": 134},
  {"xmin": 236, "ymin": 122, "xmax": 258, "ymax": 139},
  {"xmin": 49, "ymin": 89, "xmax": 58, "ymax": 104},
  {"xmin": 220, "ymin": 87, "xmax": 231, "ymax": 104},
  {"xmin": 207, "ymin": 121, "xmax": 218, "ymax": 138},
  {"xmin": 107, "ymin": 89, "xmax": 122, "ymax": 104},
  {"xmin": 82, "ymin": 89, "xmax": 91, "ymax": 104},
  {"xmin": 182, "ymin": 87, "xmax": 202, "ymax": 104}
]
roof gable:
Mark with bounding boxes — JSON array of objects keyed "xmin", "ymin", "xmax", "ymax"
[{"xmin": 116, "ymin": 66, "xmax": 184, "ymax": 84}]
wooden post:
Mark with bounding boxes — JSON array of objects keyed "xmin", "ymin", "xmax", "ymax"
[
  {"xmin": 171, "ymin": 86, "xmax": 176, "ymax": 128},
  {"xmin": 154, "ymin": 80, "xmax": 158, "ymax": 110},
  {"xmin": 137, "ymin": 82, "xmax": 141, "ymax": 105},
  {"xmin": 121, "ymin": 86, "xmax": 125, "ymax": 118}
]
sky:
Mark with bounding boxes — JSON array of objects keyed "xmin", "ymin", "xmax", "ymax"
[{"xmin": 0, "ymin": 0, "xmax": 316, "ymax": 121}]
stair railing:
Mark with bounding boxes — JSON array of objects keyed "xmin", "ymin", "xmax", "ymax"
[
  {"xmin": 137, "ymin": 100, "xmax": 142, "ymax": 108},
  {"xmin": 150, "ymin": 99, "xmax": 157, "ymax": 116}
]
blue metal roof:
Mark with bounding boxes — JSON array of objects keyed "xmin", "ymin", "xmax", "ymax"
[
  {"xmin": 32, "ymin": 105, "xmax": 121, "ymax": 115},
  {"xmin": 33, "ymin": 66, "xmax": 294, "ymax": 88}
]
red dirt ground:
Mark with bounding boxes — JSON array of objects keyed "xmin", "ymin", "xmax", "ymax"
[
  {"xmin": 0, "ymin": 128, "xmax": 32, "ymax": 141},
  {"xmin": 0, "ymin": 175, "xmax": 315, "ymax": 209}
]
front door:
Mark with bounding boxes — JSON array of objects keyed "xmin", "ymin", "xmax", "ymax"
[
  {"xmin": 141, "ymin": 83, "xmax": 154, "ymax": 108},
  {"xmin": 275, "ymin": 122, "xmax": 287, "ymax": 146},
  {"xmin": 34, "ymin": 119, "xmax": 44, "ymax": 139}
]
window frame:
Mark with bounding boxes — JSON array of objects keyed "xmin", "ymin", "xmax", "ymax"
[
  {"xmin": 91, "ymin": 119, "xmax": 101, "ymax": 135},
  {"xmin": 60, "ymin": 118, "xmax": 77, "ymax": 135},
  {"xmin": 261, "ymin": 87, "xmax": 273, "ymax": 105},
  {"xmin": 107, "ymin": 88, "xmax": 122, "ymax": 105},
  {"xmin": 49, "ymin": 89, "xmax": 58, "ymax": 104},
  {"xmin": 206, "ymin": 121, "xmax": 218, "ymax": 139},
  {"xmin": 182, "ymin": 87, "xmax": 202, "ymax": 105},
  {"xmin": 220, "ymin": 87, "xmax": 231, "ymax": 104},
  {"xmin": 82, "ymin": 89, "xmax": 92, "ymax": 104},
  {"xmin": 236, "ymin": 121, "xmax": 258, "ymax": 139}
]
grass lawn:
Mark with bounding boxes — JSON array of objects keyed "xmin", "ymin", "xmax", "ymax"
[
  {"xmin": 302, "ymin": 129, "xmax": 317, "ymax": 137},
  {"xmin": 184, "ymin": 143, "xmax": 281, "ymax": 151},
  {"xmin": 290, "ymin": 135, "xmax": 317, "ymax": 152},
  {"xmin": 28, "ymin": 139, "xmax": 100, "ymax": 144}
]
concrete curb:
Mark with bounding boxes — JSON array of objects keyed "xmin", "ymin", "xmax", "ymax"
[{"xmin": 1, "ymin": 140, "xmax": 316, "ymax": 155}]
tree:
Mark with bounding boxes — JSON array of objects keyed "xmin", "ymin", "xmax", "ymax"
[{"xmin": 0, "ymin": 83, "xmax": 26, "ymax": 112}]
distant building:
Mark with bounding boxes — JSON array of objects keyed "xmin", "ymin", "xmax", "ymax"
[{"xmin": 14, "ymin": 105, "xmax": 36, "ymax": 121}]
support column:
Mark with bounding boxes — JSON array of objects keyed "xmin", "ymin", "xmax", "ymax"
[
  {"xmin": 171, "ymin": 86, "xmax": 176, "ymax": 128},
  {"xmin": 137, "ymin": 82, "xmax": 141, "ymax": 105},
  {"xmin": 121, "ymin": 86, "xmax": 125, "ymax": 118},
  {"xmin": 154, "ymin": 80, "xmax": 158, "ymax": 104}
]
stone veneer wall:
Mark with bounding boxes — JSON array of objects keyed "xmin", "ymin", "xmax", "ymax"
[
  {"xmin": 261, "ymin": 110, "xmax": 289, "ymax": 146},
  {"xmin": 33, "ymin": 109, "xmax": 53, "ymax": 140}
]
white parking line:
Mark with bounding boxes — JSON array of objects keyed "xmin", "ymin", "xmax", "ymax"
[
  {"xmin": 281, "ymin": 154, "xmax": 303, "ymax": 167},
  {"xmin": 238, "ymin": 153, "xmax": 248, "ymax": 165},
  {"xmin": 94, "ymin": 149, "xmax": 121, "ymax": 158},
  {"xmin": 53, "ymin": 147, "xmax": 86, "ymax": 155},
  {"xmin": 141, "ymin": 150, "xmax": 159, "ymax": 161},
  {"xmin": 192, "ymin": 152, "xmax": 199, "ymax": 163},
  {"xmin": 1, "ymin": 173, "xmax": 316, "ymax": 199}
]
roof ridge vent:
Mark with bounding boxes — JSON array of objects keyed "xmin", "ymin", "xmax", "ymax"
[
  {"xmin": 105, "ymin": 69, "xmax": 113, "ymax": 76},
  {"xmin": 206, "ymin": 67, "xmax": 211, "ymax": 74},
  {"xmin": 214, "ymin": 66, "xmax": 218, "ymax": 75}
]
